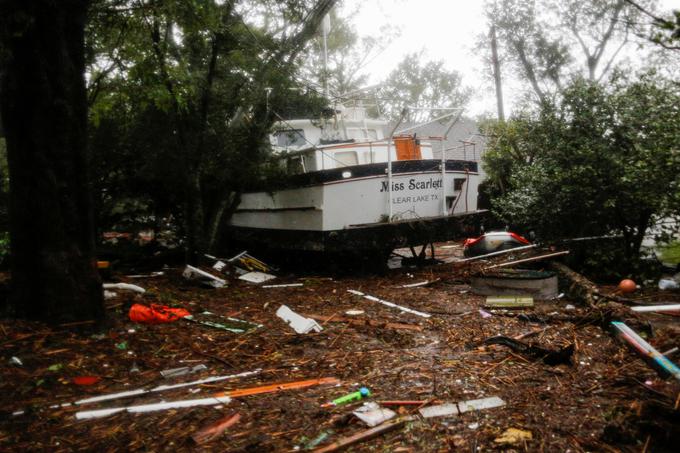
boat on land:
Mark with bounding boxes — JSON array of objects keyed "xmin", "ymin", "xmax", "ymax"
[{"xmin": 226, "ymin": 104, "xmax": 486, "ymax": 260}]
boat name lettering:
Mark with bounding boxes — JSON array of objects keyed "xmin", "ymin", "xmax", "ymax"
[{"xmin": 380, "ymin": 178, "xmax": 442, "ymax": 193}]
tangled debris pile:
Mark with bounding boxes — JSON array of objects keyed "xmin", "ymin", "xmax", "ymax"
[{"xmin": 1, "ymin": 243, "xmax": 679, "ymax": 452}]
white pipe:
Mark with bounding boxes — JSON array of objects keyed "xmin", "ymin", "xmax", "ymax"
[
  {"xmin": 76, "ymin": 396, "xmax": 233, "ymax": 420},
  {"xmin": 440, "ymin": 136, "xmax": 446, "ymax": 216},
  {"xmin": 347, "ymin": 289, "xmax": 431, "ymax": 318},
  {"xmin": 73, "ymin": 369, "xmax": 262, "ymax": 407},
  {"xmin": 631, "ymin": 304, "xmax": 680, "ymax": 313},
  {"xmin": 103, "ymin": 283, "xmax": 146, "ymax": 294}
]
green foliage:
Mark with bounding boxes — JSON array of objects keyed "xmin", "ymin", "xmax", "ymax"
[
  {"xmin": 0, "ymin": 231, "xmax": 9, "ymax": 265},
  {"xmin": 86, "ymin": 0, "xmax": 335, "ymax": 254},
  {"xmin": 658, "ymin": 240, "xmax": 680, "ymax": 265},
  {"xmin": 651, "ymin": 8, "xmax": 680, "ymax": 47},
  {"xmin": 484, "ymin": 72, "xmax": 680, "ymax": 272}
]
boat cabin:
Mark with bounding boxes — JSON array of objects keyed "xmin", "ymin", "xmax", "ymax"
[{"xmin": 269, "ymin": 106, "xmax": 434, "ymax": 174}]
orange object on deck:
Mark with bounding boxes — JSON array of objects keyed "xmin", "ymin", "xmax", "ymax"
[
  {"xmin": 97, "ymin": 261, "xmax": 110, "ymax": 269},
  {"xmin": 215, "ymin": 377, "xmax": 339, "ymax": 398},
  {"xmin": 393, "ymin": 135, "xmax": 421, "ymax": 160}
]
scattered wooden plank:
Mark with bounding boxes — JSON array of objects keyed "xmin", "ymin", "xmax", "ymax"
[
  {"xmin": 314, "ymin": 416, "xmax": 412, "ymax": 453},
  {"xmin": 484, "ymin": 296, "xmax": 534, "ymax": 308}
]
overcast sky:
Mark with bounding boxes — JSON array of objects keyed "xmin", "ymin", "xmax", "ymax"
[{"xmin": 342, "ymin": 0, "xmax": 678, "ymax": 117}]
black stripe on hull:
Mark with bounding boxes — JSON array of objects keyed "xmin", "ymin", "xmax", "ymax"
[{"xmin": 244, "ymin": 159, "xmax": 478, "ymax": 192}]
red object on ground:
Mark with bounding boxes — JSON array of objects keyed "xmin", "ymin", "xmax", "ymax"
[
  {"xmin": 618, "ymin": 279, "xmax": 636, "ymax": 293},
  {"xmin": 73, "ymin": 376, "xmax": 101, "ymax": 386},
  {"xmin": 129, "ymin": 304, "xmax": 191, "ymax": 324},
  {"xmin": 463, "ymin": 231, "xmax": 531, "ymax": 257},
  {"xmin": 192, "ymin": 413, "xmax": 241, "ymax": 445}
]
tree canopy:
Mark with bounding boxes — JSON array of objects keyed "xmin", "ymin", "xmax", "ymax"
[
  {"xmin": 484, "ymin": 0, "xmax": 657, "ymax": 104},
  {"xmin": 483, "ymin": 72, "xmax": 680, "ymax": 268},
  {"xmin": 87, "ymin": 0, "xmax": 336, "ymax": 259}
]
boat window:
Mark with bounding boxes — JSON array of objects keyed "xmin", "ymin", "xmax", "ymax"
[
  {"xmin": 334, "ymin": 151, "xmax": 358, "ymax": 166},
  {"xmin": 287, "ymin": 156, "xmax": 305, "ymax": 174},
  {"xmin": 454, "ymin": 178, "xmax": 466, "ymax": 191},
  {"xmin": 275, "ymin": 129, "xmax": 306, "ymax": 148},
  {"xmin": 447, "ymin": 196, "xmax": 457, "ymax": 213},
  {"xmin": 365, "ymin": 129, "xmax": 378, "ymax": 140}
]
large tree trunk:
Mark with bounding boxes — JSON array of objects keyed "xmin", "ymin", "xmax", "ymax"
[
  {"xmin": 490, "ymin": 25, "xmax": 505, "ymax": 122},
  {"xmin": 0, "ymin": 0, "xmax": 104, "ymax": 323}
]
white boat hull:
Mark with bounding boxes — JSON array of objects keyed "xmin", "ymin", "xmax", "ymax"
[{"xmin": 226, "ymin": 160, "xmax": 485, "ymax": 252}]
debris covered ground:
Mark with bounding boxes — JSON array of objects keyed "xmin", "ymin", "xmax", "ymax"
[{"xmin": 1, "ymin": 243, "xmax": 679, "ymax": 452}]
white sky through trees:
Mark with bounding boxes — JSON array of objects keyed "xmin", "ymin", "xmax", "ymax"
[{"xmin": 343, "ymin": 0, "xmax": 678, "ymax": 117}]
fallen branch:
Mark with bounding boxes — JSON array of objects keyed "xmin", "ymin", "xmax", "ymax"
[
  {"xmin": 483, "ymin": 336, "xmax": 574, "ymax": 366},
  {"xmin": 484, "ymin": 250, "xmax": 569, "ymax": 270}
]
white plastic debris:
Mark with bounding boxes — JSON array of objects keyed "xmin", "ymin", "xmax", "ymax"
[
  {"xmin": 262, "ymin": 283, "xmax": 304, "ymax": 288},
  {"xmin": 103, "ymin": 283, "xmax": 146, "ymax": 294},
  {"xmin": 238, "ymin": 271, "xmax": 276, "ymax": 284},
  {"xmin": 276, "ymin": 305, "xmax": 323, "ymax": 334},
  {"xmin": 658, "ymin": 278, "xmax": 679, "ymax": 290},
  {"xmin": 347, "ymin": 289, "xmax": 431, "ymax": 318},
  {"xmin": 352, "ymin": 402, "xmax": 396, "ymax": 427},
  {"xmin": 212, "ymin": 260, "xmax": 226, "ymax": 272},
  {"xmin": 182, "ymin": 265, "xmax": 226, "ymax": 288},
  {"xmin": 631, "ymin": 304, "xmax": 680, "ymax": 313},
  {"xmin": 345, "ymin": 310, "xmax": 364, "ymax": 316},
  {"xmin": 419, "ymin": 397, "xmax": 506, "ymax": 419},
  {"xmin": 10, "ymin": 370, "xmax": 263, "ymax": 417},
  {"xmin": 126, "ymin": 271, "xmax": 164, "ymax": 279},
  {"xmin": 9, "ymin": 356, "xmax": 23, "ymax": 366},
  {"xmin": 75, "ymin": 396, "xmax": 232, "ymax": 420},
  {"xmin": 458, "ymin": 396, "xmax": 506, "ymax": 413},
  {"xmin": 401, "ymin": 281, "xmax": 429, "ymax": 288},
  {"xmin": 104, "ymin": 290, "xmax": 118, "ymax": 300},
  {"xmin": 419, "ymin": 403, "xmax": 460, "ymax": 418},
  {"xmin": 160, "ymin": 364, "xmax": 208, "ymax": 378},
  {"xmin": 479, "ymin": 309, "xmax": 493, "ymax": 319}
]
